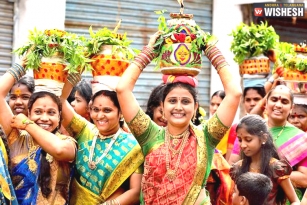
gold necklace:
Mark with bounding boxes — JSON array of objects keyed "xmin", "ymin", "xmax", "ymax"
[
  {"xmin": 88, "ymin": 129, "xmax": 121, "ymax": 170},
  {"xmin": 250, "ymin": 167, "xmax": 260, "ymax": 172},
  {"xmin": 165, "ymin": 127, "xmax": 190, "ymax": 181},
  {"xmin": 273, "ymin": 124, "xmax": 286, "ymax": 141},
  {"xmin": 98, "ymin": 132, "xmax": 115, "ymax": 140},
  {"xmin": 168, "ymin": 129, "xmax": 190, "ymax": 156}
]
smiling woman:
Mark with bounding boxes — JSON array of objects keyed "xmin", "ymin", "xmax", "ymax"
[
  {"xmin": 0, "ymin": 63, "xmax": 77, "ymax": 205},
  {"xmin": 116, "ymin": 31, "xmax": 242, "ymax": 204},
  {"xmin": 8, "ymin": 75, "xmax": 35, "ymax": 116}
]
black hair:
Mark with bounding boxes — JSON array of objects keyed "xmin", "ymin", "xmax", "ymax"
[
  {"xmin": 27, "ymin": 91, "xmax": 62, "ymax": 198},
  {"xmin": 211, "ymin": 90, "xmax": 225, "ymax": 100},
  {"xmin": 145, "ymin": 83, "xmax": 166, "ymax": 120},
  {"xmin": 9, "ymin": 75, "xmax": 35, "ymax": 94},
  {"xmin": 67, "ymin": 86, "xmax": 77, "ymax": 104},
  {"xmin": 236, "ymin": 172, "xmax": 273, "ymax": 205},
  {"xmin": 243, "ymin": 86, "xmax": 266, "ymax": 99},
  {"xmin": 91, "ymin": 90, "xmax": 124, "ymax": 128},
  {"xmin": 235, "ymin": 114, "xmax": 285, "ymax": 204},
  {"xmin": 162, "ymin": 82, "xmax": 198, "ymax": 104},
  {"xmin": 267, "ymin": 85, "xmax": 294, "ymax": 105},
  {"xmin": 75, "ymin": 79, "xmax": 92, "ymax": 104}
]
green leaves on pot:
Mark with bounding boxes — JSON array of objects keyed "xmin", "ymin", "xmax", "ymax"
[
  {"xmin": 86, "ymin": 26, "xmax": 139, "ymax": 60},
  {"xmin": 230, "ymin": 21, "xmax": 279, "ymax": 64},
  {"xmin": 14, "ymin": 28, "xmax": 91, "ymax": 73},
  {"xmin": 277, "ymin": 42, "xmax": 307, "ymax": 73}
]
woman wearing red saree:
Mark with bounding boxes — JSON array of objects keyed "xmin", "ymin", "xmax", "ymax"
[{"xmin": 116, "ymin": 33, "xmax": 242, "ymax": 204}]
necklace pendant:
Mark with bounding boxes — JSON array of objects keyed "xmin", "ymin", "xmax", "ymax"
[
  {"xmin": 166, "ymin": 169, "xmax": 176, "ymax": 181},
  {"xmin": 88, "ymin": 161, "xmax": 96, "ymax": 170}
]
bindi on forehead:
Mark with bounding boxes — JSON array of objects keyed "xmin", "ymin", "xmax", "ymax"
[{"xmin": 14, "ymin": 88, "xmax": 21, "ymax": 96}]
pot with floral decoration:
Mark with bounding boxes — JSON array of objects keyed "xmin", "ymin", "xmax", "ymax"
[
  {"xmin": 14, "ymin": 28, "xmax": 90, "ymax": 96},
  {"xmin": 230, "ymin": 22, "xmax": 279, "ymax": 77},
  {"xmin": 153, "ymin": 10, "xmax": 216, "ymax": 76},
  {"xmin": 277, "ymin": 41, "xmax": 307, "ymax": 95},
  {"xmin": 86, "ymin": 23, "xmax": 138, "ymax": 93}
]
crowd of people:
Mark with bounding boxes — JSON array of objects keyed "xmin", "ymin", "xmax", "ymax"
[{"xmin": 0, "ymin": 31, "xmax": 307, "ymax": 205}]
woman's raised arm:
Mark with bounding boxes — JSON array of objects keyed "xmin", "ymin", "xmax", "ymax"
[
  {"xmin": 205, "ymin": 45, "xmax": 242, "ymax": 127},
  {"xmin": 116, "ymin": 32, "xmax": 161, "ymax": 122},
  {"xmin": 0, "ymin": 64, "xmax": 26, "ymax": 136},
  {"xmin": 60, "ymin": 73, "xmax": 81, "ymax": 127}
]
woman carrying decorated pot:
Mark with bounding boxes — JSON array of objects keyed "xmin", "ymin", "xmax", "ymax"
[
  {"xmin": 59, "ymin": 75, "xmax": 143, "ymax": 205},
  {"xmin": 58, "ymin": 26, "xmax": 144, "ymax": 204},
  {"xmin": 116, "ymin": 23, "xmax": 242, "ymax": 204},
  {"xmin": 0, "ymin": 63, "xmax": 77, "ymax": 204}
]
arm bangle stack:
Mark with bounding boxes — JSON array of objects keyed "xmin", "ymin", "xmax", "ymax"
[
  {"xmin": 67, "ymin": 73, "xmax": 81, "ymax": 87},
  {"xmin": 132, "ymin": 46, "xmax": 156, "ymax": 71},
  {"xmin": 6, "ymin": 63, "xmax": 26, "ymax": 82},
  {"xmin": 204, "ymin": 45, "xmax": 229, "ymax": 73}
]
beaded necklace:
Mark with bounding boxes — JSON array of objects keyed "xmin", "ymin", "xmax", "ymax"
[{"xmin": 88, "ymin": 129, "xmax": 121, "ymax": 170}]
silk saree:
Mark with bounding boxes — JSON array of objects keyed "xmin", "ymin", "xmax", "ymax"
[
  {"xmin": 66, "ymin": 115, "xmax": 144, "ymax": 205},
  {"xmin": 127, "ymin": 109, "xmax": 229, "ymax": 205}
]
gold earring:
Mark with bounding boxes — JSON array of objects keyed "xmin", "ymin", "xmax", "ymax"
[
  {"xmin": 162, "ymin": 112, "xmax": 166, "ymax": 120},
  {"xmin": 192, "ymin": 110, "xmax": 196, "ymax": 122}
]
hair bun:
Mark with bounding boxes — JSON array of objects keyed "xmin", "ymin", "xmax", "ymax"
[{"xmin": 162, "ymin": 75, "xmax": 198, "ymax": 87}]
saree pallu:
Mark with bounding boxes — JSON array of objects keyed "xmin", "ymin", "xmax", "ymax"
[
  {"xmin": 8, "ymin": 129, "xmax": 74, "ymax": 205},
  {"xmin": 271, "ymin": 125, "xmax": 307, "ymax": 202},
  {"xmin": 207, "ymin": 150, "xmax": 233, "ymax": 205},
  {"xmin": 0, "ymin": 142, "xmax": 18, "ymax": 205},
  {"xmin": 216, "ymin": 124, "xmax": 237, "ymax": 156},
  {"xmin": 66, "ymin": 115, "xmax": 144, "ymax": 205},
  {"xmin": 12, "ymin": 147, "xmax": 42, "ymax": 205},
  {"xmin": 127, "ymin": 109, "xmax": 229, "ymax": 205}
]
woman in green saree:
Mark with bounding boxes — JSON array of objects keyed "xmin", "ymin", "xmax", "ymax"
[
  {"xmin": 60, "ymin": 76, "xmax": 144, "ymax": 205},
  {"xmin": 116, "ymin": 33, "xmax": 242, "ymax": 204}
]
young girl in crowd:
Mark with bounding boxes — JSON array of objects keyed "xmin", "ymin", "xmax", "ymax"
[
  {"xmin": 228, "ymin": 84, "xmax": 266, "ymax": 164},
  {"xmin": 231, "ymin": 114, "xmax": 299, "ymax": 205},
  {"xmin": 116, "ymin": 32, "xmax": 242, "ymax": 204}
]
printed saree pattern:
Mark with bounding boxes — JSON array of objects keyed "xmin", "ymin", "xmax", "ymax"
[
  {"xmin": 272, "ymin": 125, "xmax": 307, "ymax": 167},
  {"xmin": 0, "ymin": 138, "xmax": 18, "ymax": 205},
  {"xmin": 67, "ymin": 115, "xmax": 144, "ymax": 205},
  {"xmin": 8, "ymin": 129, "xmax": 73, "ymax": 205},
  {"xmin": 12, "ymin": 146, "xmax": 42, "ymax": 205},
  {"xmin": 127, "ymin": 109, "xmax": 229, "ymax": 205}
]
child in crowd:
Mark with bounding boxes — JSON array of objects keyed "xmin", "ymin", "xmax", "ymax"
[{"xmin": 232, "ymin": 172, "xmax": 273, "ymax": 205}]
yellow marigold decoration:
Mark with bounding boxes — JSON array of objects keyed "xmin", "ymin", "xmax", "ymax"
[
  {"xmin": 165, "ymin": 38, "xmax": 173, "ymax": 44},
  {"xmin": 199, "ymin": 107, "xmax": 206, "ymax": 117},
  {"xmin": 185, "ymin": 36, "xmax": 192, "ymax": 43},
  {"xmin": 44, "ymin": 29, "xmax": 66, "ymax": 37}
]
